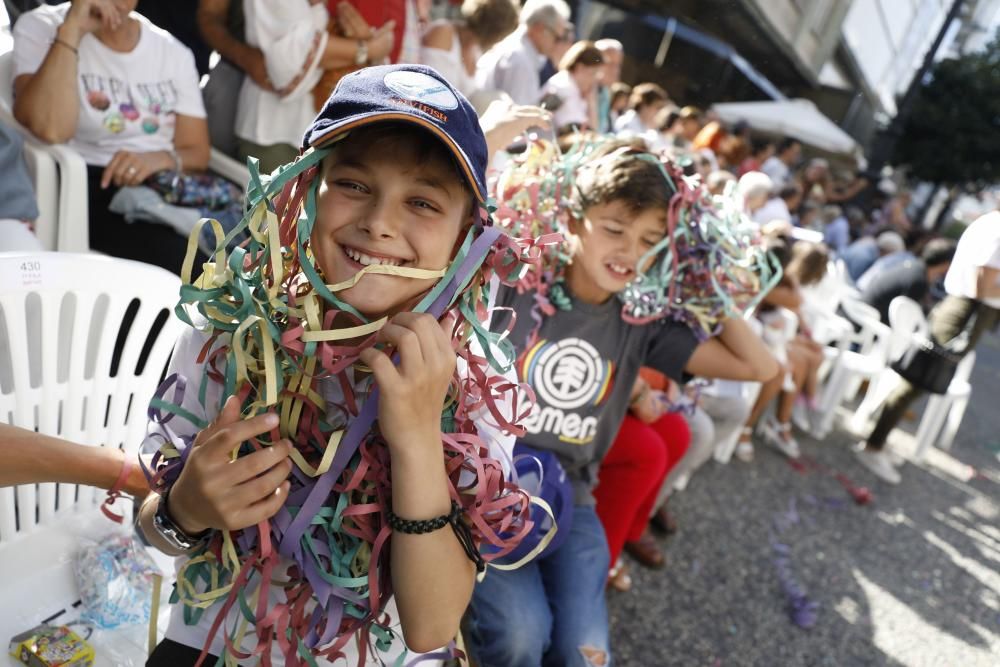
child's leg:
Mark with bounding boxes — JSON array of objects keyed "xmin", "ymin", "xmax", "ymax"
[
  {"xmin": 593, "ymin": 415, "xmax": 670, "ymax": 566},
  {"xmin": 746, "ymin": 367, "xmax": 784, "ymax": 426},
  {"xmin": 778, "ymin": 348, "xmax": 808, "ymax": 424},
  {"xmin": 466, "ymin": 559, "xmax": 554, "ymax": 667},
  {"xmin": 538, "ymin": 506, "xmax": 612, "ymax": 667}
]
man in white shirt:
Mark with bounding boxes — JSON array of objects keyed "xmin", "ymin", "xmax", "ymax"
[
  {"xmin": 760, "ymin": 137, "xmax": 801, "ymax": 189},
  {"xmin": 857, "ymin": 210, "xmax": 1000, "ymax": 484},
  {"xmin": 475, "ymin": 0, "xmax": 571, "ymax": 105}
]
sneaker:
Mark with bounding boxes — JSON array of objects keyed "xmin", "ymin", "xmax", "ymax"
[
  {"xmin": 762, "ymin": 418, "xmax": 801, "ymax": 459},
  {"xmin": 855, "ymin": 447, "xmax": 902, "ymax": 484}
]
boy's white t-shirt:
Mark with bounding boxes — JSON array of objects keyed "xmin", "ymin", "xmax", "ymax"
[
  {"xmin": 145, "ymin": 322, "xmax": 517, "ymax": 665},
  {"xmin": 943, "ymin": 210, "xmax": 1000, "ymax": 308},
  {"xmin": 13, "ymin": 3, "xmax": 205, "ymax": 166}
]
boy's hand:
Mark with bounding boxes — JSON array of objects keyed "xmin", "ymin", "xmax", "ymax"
[
  {"xmin": 168, "ymin": 397, "xmax": 292, "ymax": 534},
  {"xmin": 359, "ymin": 312, "xmax": 456, "ymax": 457}
]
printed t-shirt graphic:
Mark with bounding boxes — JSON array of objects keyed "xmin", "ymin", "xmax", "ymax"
[{"xmin": 519, "ymin": 337, "xmax": 615, "ymax": 445}]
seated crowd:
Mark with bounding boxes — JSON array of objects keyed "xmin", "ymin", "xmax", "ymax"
[{"xmin": 2, "ymin": 1, "xmax": 999, "ymax": 666}]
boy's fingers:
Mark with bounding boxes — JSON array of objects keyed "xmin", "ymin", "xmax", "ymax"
[
  {"xmin": 233, "ymin": 458, "xmax": 292, "ymax": 508},
  {"xmin": 205, "ymin": 412, "xmax": 280, "ymax": 457},
  {"xmin": 378, "ymin": 322, "xmax": 424, "ymax": 370},
  {"xmin": 226, "ymin": 440, "xmax": 292, "ymax": 485},
  {"xmin": 195, "ymin": 395, "xmax": 242, "ymax": 446},
  {"xmin": 237, "ymin": 481, "xmax": 290, "ymax": 528},
  {"xmin": 359, "ymin": 347, "xmax": 398, "ymax": 383}
]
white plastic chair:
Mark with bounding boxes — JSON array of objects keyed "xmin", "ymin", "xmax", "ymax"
[
  {"xmin": 913, "ymin": 351, "xmax": 976, "ymax": 461},
  {"xmin": 0, "ymin": 252, "xmax": 183, "ymax": 656},
  {"xmin": 851, "ymin": 296, "xmax": 928, "ymax": 430},
  {"xmin": 812, "ymin": 297, "xmax": 891, "ymax": 438}
]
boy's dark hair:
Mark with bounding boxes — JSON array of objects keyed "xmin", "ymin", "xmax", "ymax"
[
  {"xmin": 628, "ymin": 82, "xmax": 669, "ymax": 111},
  {"xmin": 573, "ymin": 144, "xmax": 672, "ymax": 215},
  {"xmin": 920, "ymin": 237, "xmax": 957, "ymax": 267}
]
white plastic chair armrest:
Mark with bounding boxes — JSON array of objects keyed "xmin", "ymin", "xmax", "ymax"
[{"xmin": 209, "ymin": 148, "xmax": 250, "ymax": 190}]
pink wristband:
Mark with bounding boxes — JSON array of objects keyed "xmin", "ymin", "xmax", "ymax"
[{"xmin": 101, "ymin": 454, "xmax": 134, "ymax": 524}]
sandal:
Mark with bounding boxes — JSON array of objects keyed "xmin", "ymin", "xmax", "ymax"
[
  {"xmin": 607, "ymin": 558, "xmax": 632, "ymax": 592},
  {"xmin": 735, "ymin": 426, "xmax": 754, "ymax": 462},
  {"xmin": 763, "ymin": 418, "xmax": 801, "ymax": 459}
]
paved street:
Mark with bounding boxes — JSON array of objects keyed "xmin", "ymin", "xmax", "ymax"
[{"xmin": 609, "ymin": 334, "xmax": 1000, "ymax": 667}]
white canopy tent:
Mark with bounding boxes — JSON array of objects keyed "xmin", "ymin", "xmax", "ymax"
[{"xmin": 712, "ymin": 98, "xmax": 859, "ymax": 156}]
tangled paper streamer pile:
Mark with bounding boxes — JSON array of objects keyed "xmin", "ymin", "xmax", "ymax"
[
  {"xmin": 144, "ymin": 147, "xmax": 554, "ymax": 666},
  {"xmin": 492, "ymin": 137, "xmax": 781, "ymax": 340}
]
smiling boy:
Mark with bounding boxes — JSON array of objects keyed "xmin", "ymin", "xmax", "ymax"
[
  {"xmin": 467, "ymin": 145, "xmax": 777, "ymax": 667},
  {"xmin": 138, "ymin": 64, "xmax": 530, "ymax": 666}
]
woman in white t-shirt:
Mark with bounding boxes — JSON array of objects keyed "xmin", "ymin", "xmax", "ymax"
[
  {"xmin": 418, "ymin": 0, "xmax": 518, "ymax": 98},
  {"xmin": 540, "ymin": 40, "xmax": 604, "ymax": 132},
  {"xmin": 13, "ymin": 0, "xmax": 209, "ymax": 274}
]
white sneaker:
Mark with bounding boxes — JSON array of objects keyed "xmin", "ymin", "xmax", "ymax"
[
  {"xmin": 762, "ymin": 418, "xmax": 801, "ymax": 459},
  {"xmin": 855, "ymin": 447, "xmax": 902, "ymax": 484}
]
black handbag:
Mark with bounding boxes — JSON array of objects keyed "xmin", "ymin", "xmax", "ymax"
[{"xmin": 890, "ymin": 312, "xmax": 976, "ymax": 394}]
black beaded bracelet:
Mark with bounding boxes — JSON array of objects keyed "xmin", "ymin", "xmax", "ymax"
[{"xmin": 387, "ymin": 501, "xmax": 486, "ymax": 572}]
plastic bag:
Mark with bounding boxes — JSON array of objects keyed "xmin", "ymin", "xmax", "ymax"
[{"xmin": 73, "ymin": 533, "xmax": 158, "ymax": 629}]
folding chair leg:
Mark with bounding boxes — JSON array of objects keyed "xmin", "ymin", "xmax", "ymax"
[{"xmin": 939, "ymin": 394, "xmax": 969, "ymax": 452}]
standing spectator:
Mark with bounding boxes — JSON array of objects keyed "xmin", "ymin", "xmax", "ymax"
[
  {"xmin": 541, "ymin": 40, "xmax": 604, "ymax": 132},
  {"xmin": 739, "ymin": 138, "xmax": 775, "ymax": 176},
  {"xmin": 822, "ymin": 204, "xmax": 850, "ymax": 255},
  {"xmin": 678, "ymin": 106, "xmax": 704, "ymax": 144},
  {"xmin": 13, "ymin": 0, "xmax": 210, "ymax": 274},
  {"xmin": 842, "ymin": 229, "xmax": 904, "ymax": 282},
  {"xmin": 234, "ymin": 0, "xmax": 394, "ymax": 173},
  {"xmin": 137, "ymin": 0, "xmax": 211, "ymax": 75},
  {"xmin": 474, "ymin": 0, "xmax": 571, "ymax": 105},
  {"xmin": 737, "ymin": 171, "xmax": 774, "ymax": 222},
  {"xmin": 754, "ymin": 183, "xmax": 802, "ymax": 225},
  {"xmin": 607, "ymin": 81, "xmax": 631, "ymax": 127},
  {"xmin": 614, "ymin": 82, "xmax": 669, "ymax": 137},
  {"xmin": 857, "ymin": 212, "xmax": 1000, "ymax": 484},
  {"xmin": 860, "ymin": 238, "xmax": 957, "ymax": 323},
  {"xmin": 760, "ymin": 137, "xmax": 801, "ymax": 188},
  {"xmin": 419, "ymin": 0, "xmax": 519, "ymax": 97},
  {"xmin": 593, "ymin": 37, "xmax": 622, "ymax": 133}
]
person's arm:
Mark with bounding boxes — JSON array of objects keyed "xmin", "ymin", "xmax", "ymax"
[
  {"xmin": 197, "ymin": 0, "xmax": 274, "ymax": 90},
  {"xmin": 478, "ymin": 100, "xmax": 552, "ymax": 155},
  {"xmin": 13, "ymin": 0, "xmax": 124, "ymax": 143},
  {"xmin": 684, "ymin": 317, "xmax": 780, "ymax": 382},
  {"xmin": 319, "ymin": 23, "xmax": 393, "ymax": 69},
  {"xmin": 0, "ymin": 424, "xmax": 149, "ymax": 498},
  {"xmin": 359, "ymin": 312, "xmax": 476, "ymax": 653},
  {"xmin": 421, "ymin": 21, "xmax": 454, "ymax": 51},
  {"xmin": 976, "ymin": 265, "xmax": 1000, "ymax": 301}
]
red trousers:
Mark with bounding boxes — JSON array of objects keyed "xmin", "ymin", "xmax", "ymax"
[{"xmin": 594, "ymin": 412, "xmax": 691, "ymax": 566}]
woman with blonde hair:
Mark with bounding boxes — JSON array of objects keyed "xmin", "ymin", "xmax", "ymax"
[{"xmin": 420, "ymin": 0, "xmax": 519, "ymax": 97}]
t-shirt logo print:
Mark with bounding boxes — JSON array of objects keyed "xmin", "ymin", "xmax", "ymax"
[{"xmin": 529, "ymin": 338, "xmax": 612, "ymax": 409}]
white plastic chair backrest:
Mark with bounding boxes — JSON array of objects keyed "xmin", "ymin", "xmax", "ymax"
[
  {"xmin": 0, "ymin": 253, "xmax": 183, "ymax": 546},
  {"xmin": 887, "ymin": 296, "xmax": 929, "ymax": 361},
  {"xmin": 841, "ymin": 296, "xmax": 890, "ymax": 356}
]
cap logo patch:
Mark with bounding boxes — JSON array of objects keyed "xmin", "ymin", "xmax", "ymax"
[{"xmin": 383, "ymin": 71, "xmax": 459, "ymax": 111}]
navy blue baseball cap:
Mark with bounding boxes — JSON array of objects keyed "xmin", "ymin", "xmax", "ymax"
[{"xmin": 302, "ymin": 64, "xmax": 489, "ymax": 203}]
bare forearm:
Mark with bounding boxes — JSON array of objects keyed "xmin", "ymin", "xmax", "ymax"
[
  {"xmin": 14, "ymin": 23, "xmax": 82, "ymax": 143},
  {"xmin": 197, "ymin": 1, "xmax": 253, "ymax": 69},
  {"xmin": 1, "ymin": 424, "xmax": 121, "ymax": 490},
  {"xmin": 388, "ymin": 439, "xmax": 475, "ymax": 653},
  {"xmin": 976, "ymin": 267, "xmax": 1000, "ymax": 300}
]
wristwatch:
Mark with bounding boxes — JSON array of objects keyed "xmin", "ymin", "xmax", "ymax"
[
  {"xmin": 152, "ymin": 486, "xmax": 210, "ymax": 552},
  {"xmin": 354, "ymin": 39, "xmax": 368, "ymax": 66}
]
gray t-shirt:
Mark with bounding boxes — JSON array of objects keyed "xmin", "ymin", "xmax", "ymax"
[{"xmin": 494, "ymin": 284, "xmax": 699, "ymax": 504}]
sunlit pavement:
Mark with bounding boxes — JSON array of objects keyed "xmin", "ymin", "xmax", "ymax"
[{"xmin": 609, "ymin": 335, "xmax": 1000, "ymax": 667}]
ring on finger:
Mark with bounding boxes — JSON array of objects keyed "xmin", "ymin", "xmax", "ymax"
[{"xmin": 127, "ymin": 166, "xmax": 137, "ymax": 175}]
